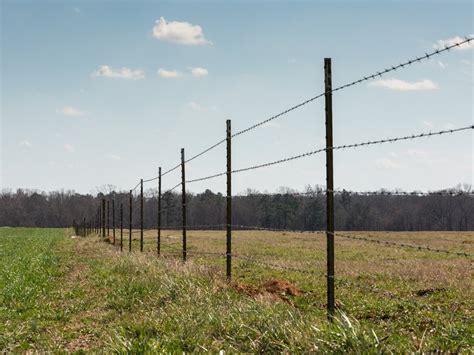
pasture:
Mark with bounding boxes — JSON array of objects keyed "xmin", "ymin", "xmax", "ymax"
[{"xmin": 0, "ymin": 228, "xmax": 472, "ymax": 352}]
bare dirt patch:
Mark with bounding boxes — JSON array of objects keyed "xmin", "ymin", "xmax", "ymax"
[{"xmin": 233, "ymin": 279, "xmax": 301, "ymax": 302}]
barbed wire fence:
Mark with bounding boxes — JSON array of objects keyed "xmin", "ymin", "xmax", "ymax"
[{"xmin": 77, "ymin": 36, "xmax": 474, "ymax": 321}]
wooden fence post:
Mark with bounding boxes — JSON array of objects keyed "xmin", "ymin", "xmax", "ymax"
[
  {"xmin": 158, "ymin": 167, "xmax": 162, "ymax": 256},
  {"xmin": 181, "ymin": 149, "xmax": 187, "ymax": 262},
  {"xmin": 226, "ymin": 119, "xmax": 232, "ymax": 280},
  {"xmin": 324, "ymin": 57, "xmax": 335, "ymax": 320}
]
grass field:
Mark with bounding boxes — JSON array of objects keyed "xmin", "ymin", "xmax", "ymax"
[{"xmin": 0, "ymin": 227, "xmax": 473, "ymax": 352}]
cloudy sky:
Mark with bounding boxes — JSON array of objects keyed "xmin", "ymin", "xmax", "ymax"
[{"xmin": 1, "ymin": 0, "xmax": 473, "ymax": 195}]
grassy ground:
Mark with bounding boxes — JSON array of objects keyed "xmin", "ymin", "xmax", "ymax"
[{"xmin": 0, "ymin": 227, "xmax": 473, "ymax": 352}]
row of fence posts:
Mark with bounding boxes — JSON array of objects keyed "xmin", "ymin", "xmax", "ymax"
[{"xmin": 74, "ymin": 58, "xmax": 336, "ymax": 320}]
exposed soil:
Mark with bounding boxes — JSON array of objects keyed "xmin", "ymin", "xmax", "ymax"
[{"xmin": 233, "ymin": 279, "xmax": 301, "ymax": 302}]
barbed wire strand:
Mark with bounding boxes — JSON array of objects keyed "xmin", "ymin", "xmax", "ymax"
[
  {"xmin": 162, "ymin": 182, "xmax": 181, "ymax": 195},
  {"xmin": 232, "ymin": 36, "xmax": 474, "ymax": 137},
  {"xmin": 332, "ymin": 232, "xmax": 473, "ymax": 258},
  {"xmin": 118, "ymin": 36, "xmax": 472, "ymax": 188},
  {"xmin": 235, "ymin": 189, "xmax": 474, "ymax": 197},
  {"xmin": 186, "ymin": 125, "xmax": 473, "ymax": 183}
]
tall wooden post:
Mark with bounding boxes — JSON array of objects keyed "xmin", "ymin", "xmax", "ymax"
[
  {"xmin": 112, "ymin": 199, "xmax": 116, "ymax": 245},
  {"xmin": 226, "ymin": 119, "xmax": 232, "ymax": 280},
  {"xmin": 140, "ymin": 179, "xmax": 144, "ymax": 252},
  {"xmin": 102, "ymin": 198, "xmax": 106, "ymax": 238},
  {"xmin": 107, "ymin": 199, "xmax": 110, "ymax": 237},
  {"xmin": 157, "ymin": 167, "xmax": 162, "ymax": 256},
  {"xmin": 181, "ymin": 149, "xmax": 187, "ymax": 262},
  {"xmin": 129, "ymin": 190, "xmax": 132, "ymax": 252},
  {"xmin": 120, "ymin": 203, "xmax": 123, "ymax": 252},
  {"xmin": 325, "ymin": 58, "xmax": 335, "ymax": 320}
]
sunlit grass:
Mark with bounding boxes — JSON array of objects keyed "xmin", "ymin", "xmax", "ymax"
[{"xmin": 0, "ymin": 228, "xmax": 472, "ymax": 352}]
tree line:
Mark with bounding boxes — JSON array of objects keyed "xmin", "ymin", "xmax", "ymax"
[{"xmin": 1, "ymin": 185, "xmax": 473, "ymax": 231}]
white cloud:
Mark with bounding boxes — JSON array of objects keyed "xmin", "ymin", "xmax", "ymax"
[
  {"xmin": 73, "ymin": 7, "xmax": 81, "ymax": 13},
  {"xmin": 423, "ymin": 120, "xmax": 434, "ymax": 129},
  {"xmin": 189, "ymin": 67, "xmax": 208, "ymax": 77},
  {"xmin": 188, "ymin": 101, "xmax": 206, "ymax": 111},
  {"xmin": 369, "ymin": 78, "xmax": 438, "ymax": 91},
  {"xmin": 152, "ymin": 17, "xmax": 211, "ymax": 45},
  {"xmin": 157, "ymin": 68, "xmax": 181, "ymax": 78},
  {"xmin": 19, "ymin": 140, "xmax": 32, "ymax": 149},
  {"xmin": 64, "ymin": 144, "xmax": 75, "ymax": 153},
  {"xmin": 437, "ymin": 61, "xmax": 446, "ymax": 69},
  {"xmin": 406, "ymin": 149, "xmax": 429, "ymax": 159},
  {"xmin": 461, "ymin": 59, "xmax": 471, "ymax": 65},
  {"xmin": 92, "ymin": 65, "xmax": 145, "ymax": 80},
  {"xmin": 187, "ymin": 101, "xmax": 217, "ymax": 112},
  {"xmin": 374, "ymin": 158, "xmax": 400, "ymax": 170},
  {"xmin": 105, "ymin": 153, "xmax": 121, "ymax": 161},
  {"xmin": 56, "ymin": 106, "xmax": 85, "ymax": 117},
  {"xmin": 433, "ymin": 35, "xmax": 474, "ymax": 50}
]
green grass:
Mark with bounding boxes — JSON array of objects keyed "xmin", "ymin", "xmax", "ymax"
[{"xmin": 0, "ymin": 228, "xmax": 473, "ymax": 352}]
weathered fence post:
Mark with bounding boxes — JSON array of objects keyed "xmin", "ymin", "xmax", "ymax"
[
  {"xmin": 324, "ymin": 57, "xmax": 335, "ymax": 320},
  {"xmin": 129, "ymin": 190, "xmax": 132, "ymax": 252},
  {"xmin": 120, "ymin": 203, "xmax": 123, "ymax": 252},
  {"xmin": 181, "ymin": 148, "xmax": 187, "ymax": 262},
  {"xmin": 226, "ymin": 119, "xmax": 232, "ymax": 280},
  {"xmin": 83, "ymin": 217, "xmax": 86, "ymax": 237},
  {"xmin": 112, "ymin": 199, "xmax": 116, "ymax": 245},
  {"xmin": 107, "ymin": 199, "xmax": 110, "ymax": 237},
  {"xmin": 158, "ymin": 167, "xmax": 162, "ymax": 256},
  {"xmin": 73, "ymin": 219, "xmax": 76, "ymax": 235},
  {"xmin": 140, "ymin": 179, "xmax": 144, "ymax": 252},
  {"xmin": 102, "ymin": 198, "xmax": 106, "ymax": 238}
]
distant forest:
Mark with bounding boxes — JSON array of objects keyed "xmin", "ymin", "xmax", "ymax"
[{"xmin": 1, "ymin": 185, "xmax": 473, "ymax": 231}]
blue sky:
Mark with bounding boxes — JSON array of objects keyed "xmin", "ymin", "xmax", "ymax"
[{"xmin": 1, "ymin": 0, "xmax": 473, "ymax": 195}]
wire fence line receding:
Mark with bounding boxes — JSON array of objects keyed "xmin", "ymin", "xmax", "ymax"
[
  {"xmin": 132, "ymin": 35, "xmax": 473, "ymax": 187},
  {"xmin": 185, "ymin": 125, "xmax": 473, "ymax": 184},
  {"xmin": 78, "ymin": 35, "xmax": 474, "ymax": 321}
]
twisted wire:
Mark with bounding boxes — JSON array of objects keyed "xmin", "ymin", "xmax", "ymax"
[
  {"xmin": 131, "ymin": 181, "xmax": 141, "ymax": 191},
  {"xmin": 161, "ymin": 163, "xmax": 181, "ymax": 177},
  {"xmin": 233, "ymin": 36, "xmax": 474, "ymax": 137},
  {"xmin": 332, "ymin": 232, "xmax": 473, "ymax": 258},
  {"xmin": 187, "ymin": 125, "xmax": 473, "ymax": 182},
  {"xmin": 143, "ymin": 176, "xmax": 159, "ymax": 183},
  {"xmin": 237, "ymin": 189, "xmax": 474, "ymax": 197},
  {"xmin": 186, "ymin": 172, "xmax": 226, "ymax": 184},
  {"xmin": 162, "ymin": 182, "xmax": 181, "ymax": 195},
  {"xmin": 231, "ymin": 224, "xmax": 326, "ymax": 234}
]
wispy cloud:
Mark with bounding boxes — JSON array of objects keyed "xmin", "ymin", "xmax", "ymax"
[
  {"xmin": 422, "ymin": 120, "xmax": 434, "ymax": 129},
  {"xmin": 433, "ymin": 34, "xmax": 474, "ymax": 50},
  {"xmin": 187, "ymin": 101, "xmax": 216, "ymax": 112},
  {"xmin": 406, "ymin": 149, "xmax": 429, "ymax": 159},
  {"xmin": 73, "ymin": 7, "xmax": 81, "ymax": 13},
  {"xmin": 64, "ymin": 144, "xmax": 75, "ymax": 153},
  {"xmin": 189, "ymin": 67, "xmax": 208, "ymax": 77},
  {"xmin": 157, "ymin": 68, "xmax": 181, "ymax": 78},
  {"xmin": 56, "ymin": 106, "xmax": 85, "ymax": 117},
  {"xmin": 152, "ymin": 17, "xmax": 211, "ymax": 45},
  {"xmin": 105, "ymin": 153, "xmax": 121, "ymax": 161},
  {"xmin": 369, "ymin": 78, "xmax": 438, "ymax": 91},
  {"xmin": 374, "ymin": 158, "xmax": 400, "ymax": 170},
  {"xmin": 92, "ymin": 65, "xmax": 145, "ymax": 80},
  {"xmin": 19, "ymin": 140, "xmax": 32, "ymax": 149}
]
